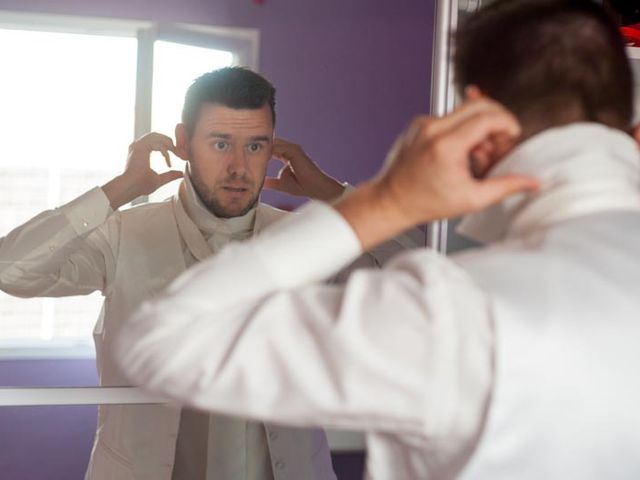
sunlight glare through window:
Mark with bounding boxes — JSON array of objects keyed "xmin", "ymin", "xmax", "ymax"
[
  {"xmin": 149, "ymin": 40, "xmax": 234, "ymax": 202},
  {"xmin": 0, "ymin": 28, "xmax": 136, "ymax": 347}
]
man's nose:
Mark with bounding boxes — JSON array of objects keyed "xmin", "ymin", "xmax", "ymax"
[{"xmin": 226, "ymin": 147, "xmax": 248, "ymax": 176}]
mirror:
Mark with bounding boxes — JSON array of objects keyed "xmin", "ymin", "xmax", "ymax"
[
  {"xmin": 0, "ymin": 4, "xmax": 432, "ymax": 390},
  {"xmin": 0, "ymin": 1, "xmax": 434, "ymax": 479}
]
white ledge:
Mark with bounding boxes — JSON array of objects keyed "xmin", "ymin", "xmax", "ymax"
[{"xmin": 0, "ymin": 387, "xmax": 168, "ymax": 406}]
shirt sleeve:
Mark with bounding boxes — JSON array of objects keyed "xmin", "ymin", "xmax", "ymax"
[
  {"xmin": 329, "ymin": 183, "xmax": 424, "ymax": 281},
  {"xmin": 330, "ymin": 226, "xmax": 424, "ymax": 284},
  {"xmin": 0, "ymin": 187, "xmax": 118, "ymax": 297},
  {"xmin": 116, "ymin": 201, "xmax": 493, "ymax": 443}
]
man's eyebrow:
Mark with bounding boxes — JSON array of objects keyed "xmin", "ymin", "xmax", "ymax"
[
  {"xmin": 206, "ymin": 132, "xmax": 232, "ymax": 140},
  {"xmin": 204, "ymin": 133, "xmax": 271, "ymax": 142},
  {"xmin": 249, "ymin": 135, "xmax": 272, "ymax": 143}
]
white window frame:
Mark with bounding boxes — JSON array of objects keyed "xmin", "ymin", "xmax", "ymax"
[{"xmin": 0, "ymin": 386, "xmax": 366, "ymax": 451}]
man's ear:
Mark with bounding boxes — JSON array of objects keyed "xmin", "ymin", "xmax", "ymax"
[
  {"xmin": 174, "ymin": 123, "xmax": 191, "ymax": 161},
  {"xmin": 465, "ymin": 85, "xmax": 485, "ymax": 101},
  {"xmin": 632, "ymin": 124, "xmax": 640, "ymax": 147}
]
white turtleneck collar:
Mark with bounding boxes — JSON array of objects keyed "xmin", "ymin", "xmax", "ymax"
[
  {"xmin": 180, "ymin": 166, "xmax": 257, "ymax": 240},
  {"xmin": 457, "ymin": 123, "xmax": 640, "ymax": 244}
]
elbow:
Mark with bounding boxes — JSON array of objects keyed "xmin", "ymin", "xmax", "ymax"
[
  {"xmin": 0, "ymin": 269, "xmax": 60, "ymax": 298},
  {"xmin": 116, "ymin": 301, "xmax": 226, "ymax": 404},
  {"xmin": 0, "ymin": 273, "xmax": 39, "ymax": 298}
]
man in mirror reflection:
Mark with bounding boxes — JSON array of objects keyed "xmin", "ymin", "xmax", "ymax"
[
  {"xmin": 0, "ymin": 67, "xmax": 415, "ymax": 479},
  {"xmin": 117, "ymin": 1, "xmax": 640, "ymax": 479}
]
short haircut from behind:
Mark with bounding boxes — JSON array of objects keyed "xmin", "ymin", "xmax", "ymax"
[
  {"xmin": 182, "ymin": 67, "xmax": 276, "ymax": 137},
  {"xmin": 455, "ymin": 0, "xmax": 633, "ymax": 135}
]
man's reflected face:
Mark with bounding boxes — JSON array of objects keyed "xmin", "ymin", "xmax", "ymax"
[{"xmin": 187, "ymin": 103, "xmax": 273, "ymax": 218}]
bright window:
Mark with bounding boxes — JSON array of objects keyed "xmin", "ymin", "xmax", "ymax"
[{"xmin": 0, "ymin": 29, "xmax": 136, "ymax": 349}]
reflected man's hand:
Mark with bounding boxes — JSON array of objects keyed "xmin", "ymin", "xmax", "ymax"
[
  {"xmin": 102, "ymin": 133, "xmax": 184, "ymax": 210},
  {"xmin": 264, "ymin": 138, "xmax": 345, "ymax": 202}
]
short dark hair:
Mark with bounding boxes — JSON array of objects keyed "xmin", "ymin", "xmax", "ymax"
[
  {"xmin": 181, "ymin": 67, "xmax": 276, "ymax": 137},
  {"xmin": 455, "ymin": 0, "xmax": 633, "ymax": 134}
]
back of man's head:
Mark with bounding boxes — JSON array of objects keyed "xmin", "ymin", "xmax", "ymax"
[
  {"xmin": 455, "ymin": 0, "xmax": 633, "ymax": 137},
  {"xmin": 182, "ymin": 66, "xmax": 276, "ymax": 137}
]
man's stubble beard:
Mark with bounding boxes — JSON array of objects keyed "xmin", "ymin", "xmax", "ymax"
[{"xmin": 190, "ymin": 167, "xmax": 264, "ymax": 219}]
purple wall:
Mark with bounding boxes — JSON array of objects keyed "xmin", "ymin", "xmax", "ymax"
[
  {"xmin": 0, "ymin": 0, "xmax": 435, "ymax": 478},
  {"xmin": 0, "ymin": 0, "xmax": 434, "ymax": 206},
  {"xmin": 0, "ymin": 359, "xmax": 98, "ymax": 480}
]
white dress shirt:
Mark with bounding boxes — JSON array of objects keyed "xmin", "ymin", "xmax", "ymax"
[{"xmin": 117, "ymin": 123, "xmax": 640, "ymax": 479}]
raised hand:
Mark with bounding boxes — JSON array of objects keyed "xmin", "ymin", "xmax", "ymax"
[
  {"xmin": 335, "ymin": 99, "xmax": 540, "ymax": 250},
  {"xmin": 102, "ymin": 133, "xmax": 184, "ymax": 210},
  {"xmin": 264, "ymin": 138, "xmax": 345, "ymax": 202}
]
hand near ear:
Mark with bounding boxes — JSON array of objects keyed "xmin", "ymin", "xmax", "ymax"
[
  {"xmin": 264, "ymin": 138, "xmax": 346, "ymax": 202},
  {"xmin": 334, "ymin": 98, "xmax": 540, "ymax": 251},
  {"xmin": 102, "ymin": 133, "xmax": 184, "ymax": 210},
  {"xmin": 463, "ymin": 85, "xmax": 516, "ymax": 178}
]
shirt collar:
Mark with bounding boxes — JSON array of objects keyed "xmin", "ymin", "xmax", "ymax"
[
  {"xmin": 457, "ymin": 122, "xmax": 640, "ymax": 244},
  {"xmin": 180, "ymin": 166, "xmax": 256, "ymax": 238},
  {"xmin": 172, "ymin": 168, "xmax": 258, "ymax": 261}
]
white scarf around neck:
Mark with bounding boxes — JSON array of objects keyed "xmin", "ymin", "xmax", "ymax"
[{"xmin": 180, "ymin": 166, "xmax": 257, "ymax": 247}]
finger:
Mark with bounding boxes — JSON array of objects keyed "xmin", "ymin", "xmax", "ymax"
[
  {"xmin": 263, "ymin": 176, "xmax": 282, "ymax": 191},
  {"xmin": 271, "ymin": 144, "xmax": 297, "ymax": 162},
  {"xmin": 271, "ymin": 137, "xmax": 290, "ymax": 153},
  {"xmin": 156, "ymin": 139, "xmax": 177, "ymax": 155},
  {"xmin": 438, "ymin": 109, "xmax": 521, "ymax": 162},
  {"xmin": 273, "ymin": 137, "xmax": 290, "ymax": 147},
  {"xmin": 145, "ymin": 138, "xmax": 176, "ymax": 168},
  {"xmin": 470, "ymin": 145, "xmax": 493, "ymax": 178},
  {"xmin": 464, "ymin": 85, "xmax": 484, "ymax": 101},
  {"xmin": 157, "ymin": 170, "xmax": 184, "ymax": 187},
  {"xmin": 472, "ymin": 174, "xmax": 540, "ymax": 210},
  {"xmin": 381, "ymin": 133, "xmax": 406, "ymax": 172},
  {"xmin": 278, "ymin": 164, "xmax": 298, "ymax": 183},
  {"xmin": 161, "ymin": 149, "xmax": 171, "ymax": 168},
  {"xmin": 269, "ymin": 153, "xmax": 291, "ymax": 168},
  {"xmin": 405, "ymin": 98, "xmax": 511, "ymax": 146},
  {"xmin": 264, "ymin": 173, "xmax": 300, "ymax": 195},
  {"xmin": 141, "ymin": 133, "xmax": 175, "ymax": 150},
  {"xmin": 262, "ymin": 177, "xmax": 280, "ymax": 190},
  {"xmin": 146, "ymin": 133, "xmax": 177, "ymax": 154},
  {"xmin": 148, "ymin": 132, "xmax": 176, "ymax": 146},
  {"xmin": 271, "ymin": 150, "xmax": 291, "ymax": 162},
  {"xmin": 271, "ymin": 139, "xmax": 308, "ymax": 166},
  {"xmin": 138, "ymin": 138, "xmax": 177, "ymax": 159}
]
